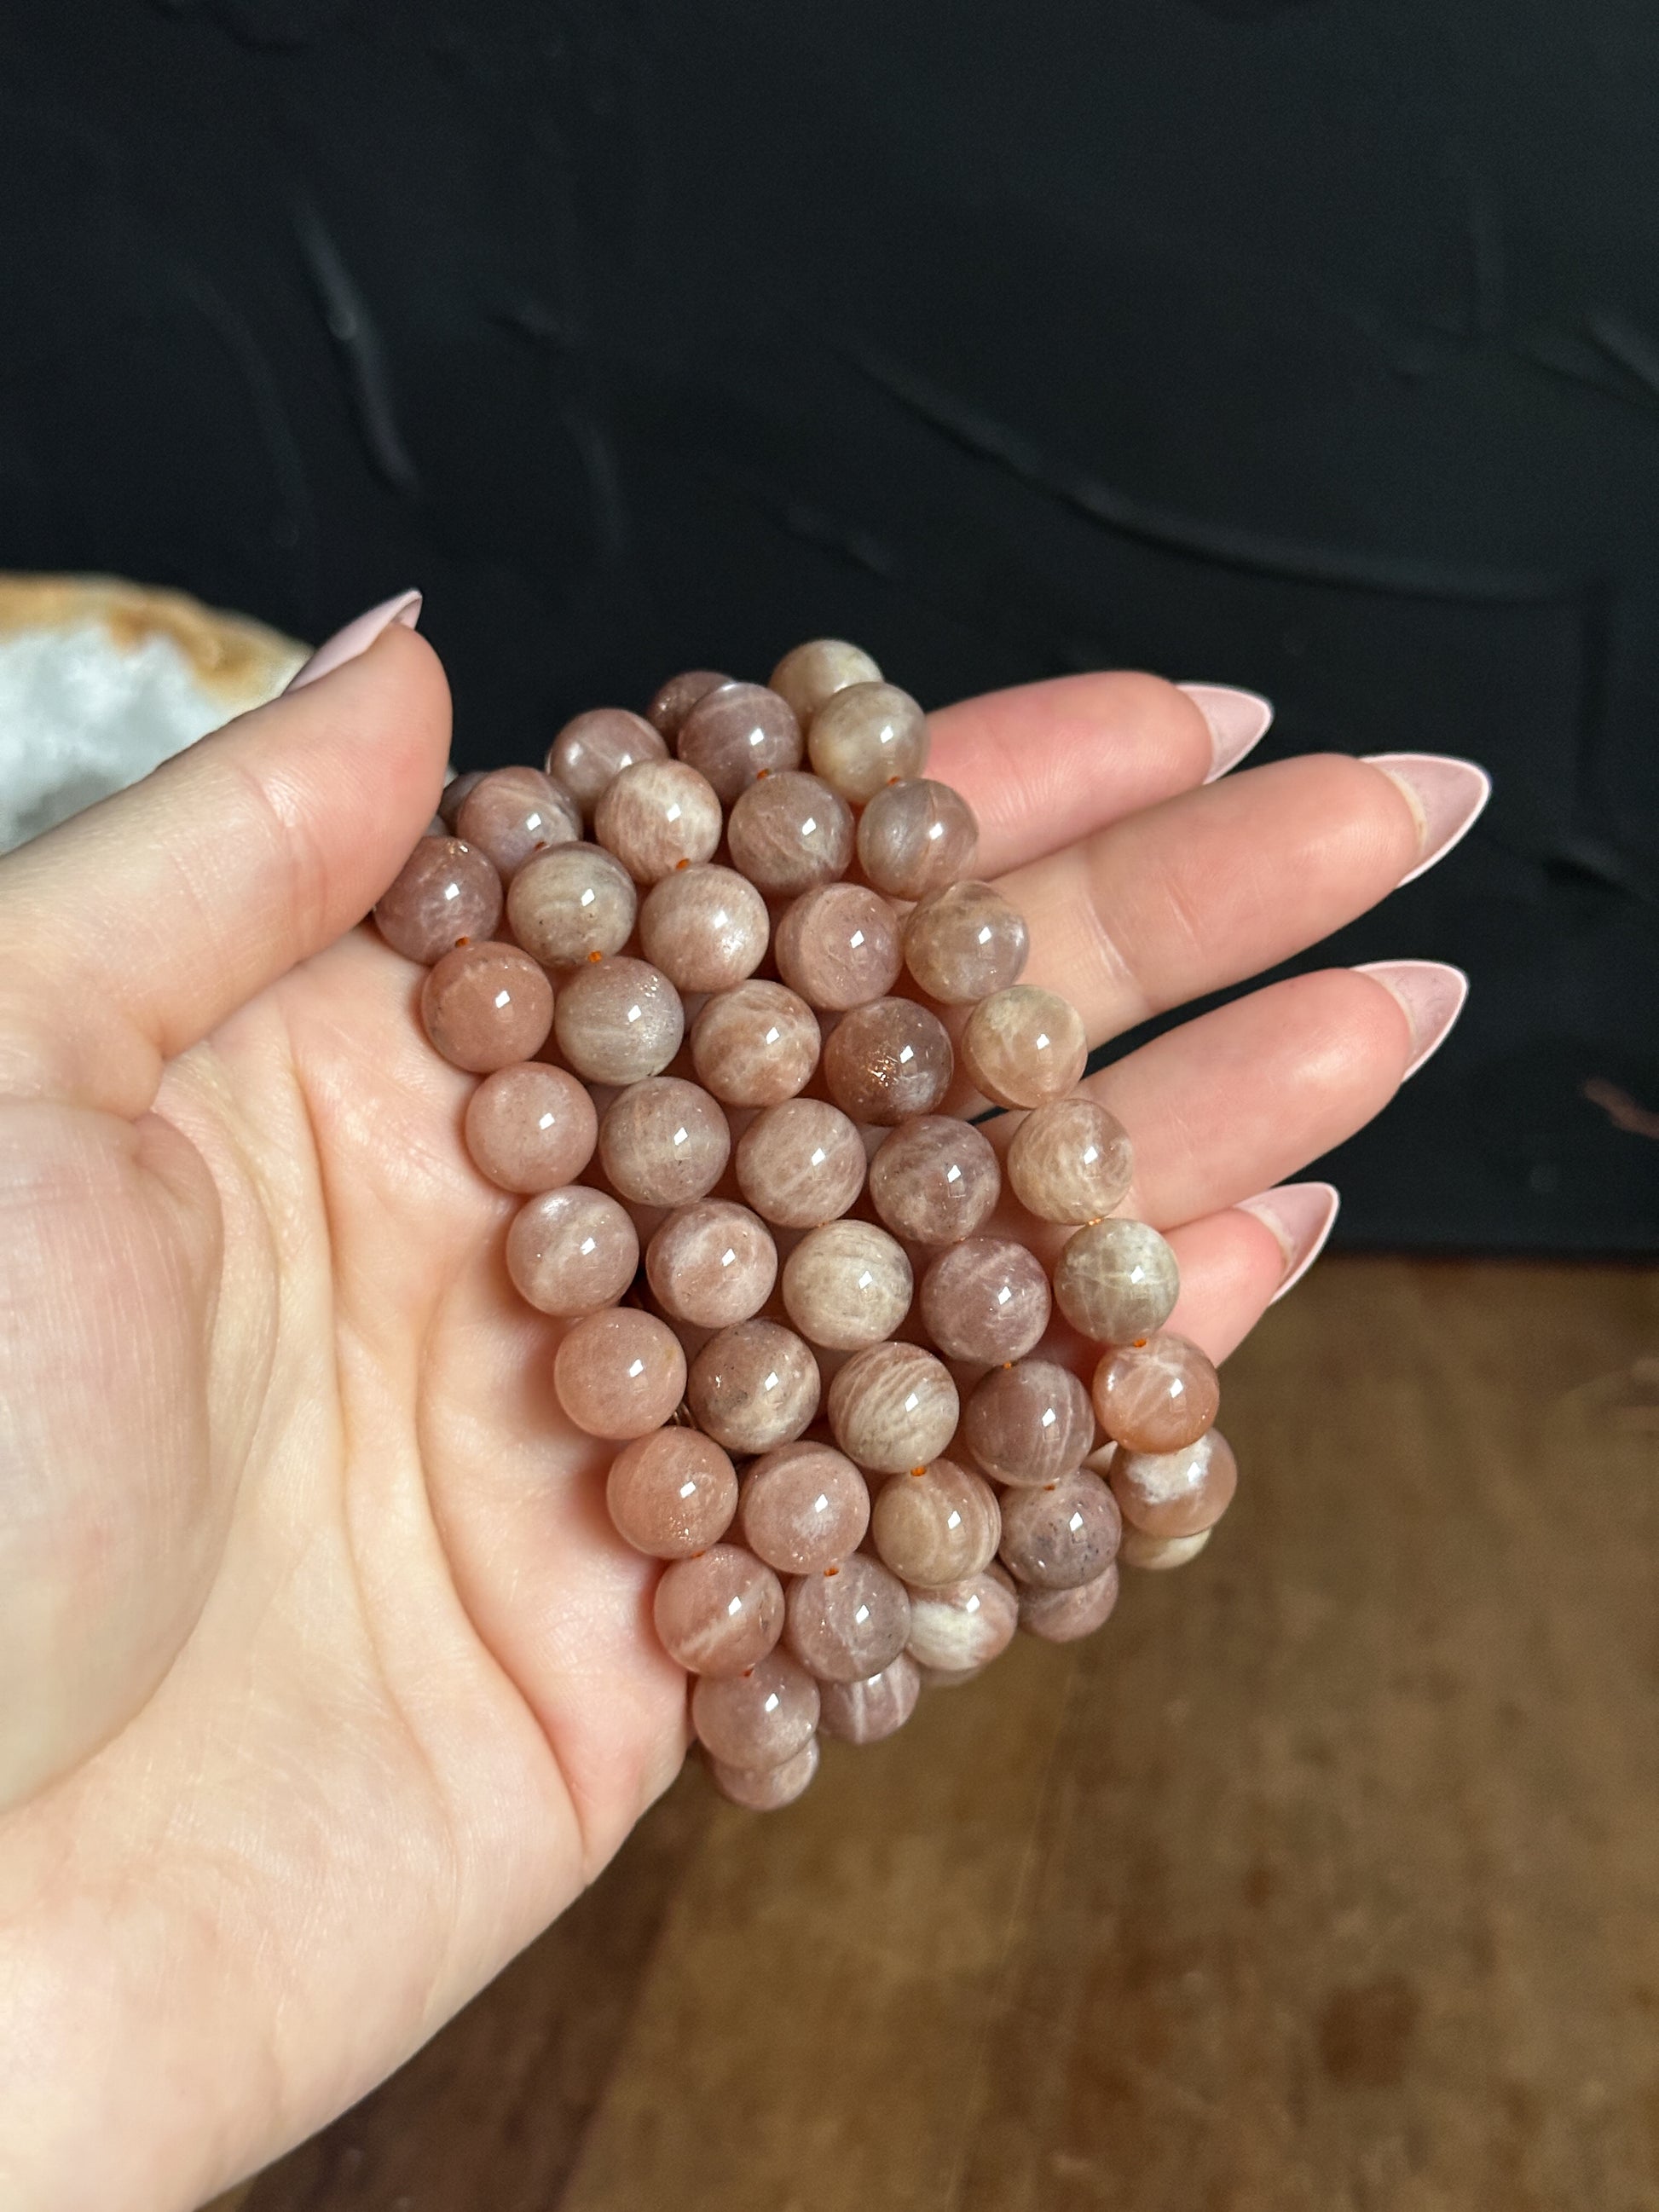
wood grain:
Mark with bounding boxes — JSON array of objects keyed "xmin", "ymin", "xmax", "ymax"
[{"xmin": 240, "ymin": 1257, "xmax": 1659, "ymax": 2211}]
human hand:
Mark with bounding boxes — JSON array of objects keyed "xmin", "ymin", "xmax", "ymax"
[{"xmin": 0, "ymin": 606, "xmax": 1483, "ymax": 2209}]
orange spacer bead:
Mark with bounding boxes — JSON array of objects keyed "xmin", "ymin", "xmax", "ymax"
[{"xmin": 587, "ymin": 948, "xmax": 604, "ymax": 962}]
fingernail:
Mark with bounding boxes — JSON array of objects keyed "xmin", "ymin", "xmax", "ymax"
[
  {"xmin": 286, "ymin": 589, "xmax": 423, "ymax": 692},
  {"xmin": 1354, "ymin": 959, "xmax": 1470, "ymax": 1079},
  {"xmin": 1179, "ymin": 683, "xmax": 1275, "ymax": 782},
  {"xmin": 1363, "ymin": 753, "xmax": 1491, "ymax": 885},
  {"xmin": 1234, "ymin": 1181, "xmax": 1341, "ymax": 1304}
]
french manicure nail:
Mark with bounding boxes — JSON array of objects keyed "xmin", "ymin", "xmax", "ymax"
[
  {"xmin": 1363, "ymin": 753, "xmax": 1491, "ymax": 885},
  {"xmin": 1354, "ymin": 959, "xmax": 1470, "ymax": 1079},
  {"xmin": 1234, "ymin": 1181, "xmax": 1341, "ymax": 1305},
  {"xmin": 1179, "ymin": 683, "xmax": 1275, "ymax": 782},
  {"xmin": 286, "ymin": 589, "xmax": 423, "ymax": 692}
]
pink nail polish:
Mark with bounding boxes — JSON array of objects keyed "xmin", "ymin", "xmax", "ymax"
[
  {"xmin": 1179, "ymin": 683, "xmax": 1275, "ymax": 782},
  {"xmin": 1234, "ymin": 1181, "xmax": 1341, "ymax": 1304},
  {"xmin": 1363, "ymin": 753, "xmax": 1491, "ymax": 884},
  {"xmin": 1355, "ymin": 960, "xmax": 1470, "ymax": 1079},
  {"xmin": 286, "ymin": 590, "xmax": 423, "ymax": 692}
]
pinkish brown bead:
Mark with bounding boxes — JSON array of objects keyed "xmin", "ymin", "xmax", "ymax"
[
  {"xmin": 692, "ymin": 1649, "xmax": 820, "ymax": 1769},
  {"xmin": 465, "ymin": 1063, "xmax": 598, "ymax": 1193},
  {"xmin": 505, "ymin": 1185, "xmax": 639, "ymax": 1317},
  {"xmin": 998, "ymin": 1469, "xmax": 1121, "ymax": 1590},
  {"xmin": 546, "ymin": 707, "xmax": 668, "ymax": 817},
  {"xmin": 871, "ymin": 1458, "xmax": 1001, "ymax": 1588},
  {"xmin": 825, "ymin": 1342, "xmax": 959, "ymax": 1475},
  {"xmin": 1052, "ymin": 1218, "xmax": 1180, "ymax": 1344},
  {"xmin": 767, "ymin": 638, "xmax": 882, "ymax": 726},
  {"xmin": 374, "ymin": 836, "xmax": 503, "ymax": 965},
  {"xmin": 784, "ymin": 1555, "xmax": 911, "ymax": 1682},
  {"xmin": 806, "ymin": 681, "xmax": 928, "ymax": 802},
  {"xmin": 690, "ymin": 981, "xmax": 821, "ymax": 1107},
  {"xmin": 961, "ymin": 986, "xmax": 1089, "ymax": 1110},
  {"xmin": 646, "ymin": 1201, "xmax": 777, "ymax": 1329},
  {"xmin": 905, "ymin": 1567, "xmax": 1019, "ymax": 1672},
  {"xmin": 1018, "ymin": 1563, "xmax": 1120, "ymax": 1643},
  {"xmin": 686, "ymin": 1320, "xmax": 820, "ymax": 1454},
  {"xmin": 902, "ymin": 881, "xmax": 1030, "ymax": 1003},
  {"xmin": 855, "ymin": 778, "xmax": 979, "ymax": 898},
  {"xmin": 606, "ymin": 1429, "xmax": 738, "ymax": 1558},
  {"xmin": 734, "ymin": 1099, "xmax": 867, "ymax": 1228},
  {"xmin": 964, "ymin": 1358, "xmax": 1095, "ymax": 1487},
  {"xmin": 867, "ymin": 1116, "xmax": 1001, "ymax": 1246},
  {"xmin": 772, "ymin": 883, "xmax": 902, "ymax": 1012},
  {"xmin": 554, "ymin": 1308, "xmax": 686, "ymax": 1439},
  {"xmin": 437, "ymin": 769, "xmax": 486, "ymax": 830},
  {"xmin": 552, "ymin": 956, "xmax": 684, "ymax": 1085},
  {"xmin": 592, "ymin": 759, "xmax": 723, "ymax": 883},
  {"xmin": 725, "ymin": 771, "xmax": 854, "ymax": 897},
  {"xmin": 653, "ymin": 1545, "xmax": 784, "ymax": 1676},
  {"xmin": 1111, "ymin": 1429, "xmax": 1237, "ymax": 1539},
  {"xmin": 816, "ymin": 1652, "xmax": 920, "ymax": 1745},
  {"xmin": 639, "ymin": 863, "xmax": 770, "ymax": 993},
  {"xmin": 707, "ymin": 1735, "xmax": 819, "ymax": 1808},
  {"xmin": 738, "ymin": 1441, "xmax": 870, "ymax": 1574},
  {"xmin": 677, "ymin": 681, "xmax": 802, "ymax": 800},
  {"xmin": 919, "ymin": 1235, "xmax": 1051, "ymax": 1366},
  {"xmin": 780, "ymin": 1221, "xmax": 912, "ymax": 1350},
  {"xmin": 1119, "ymin": 1526, "xmax": 1212, "ymax": 1570},
  {"xmin": 646, "ymin": 667, "xmax": 729, "ymax": 740},
  {"xmin": 1091, "ymin": 1333, "xmax": 1220, "ymax": 1455},
  {"xmin": 456, "ymin": 766, "xmax": 581, "ymax": 878},
  {"xmin": 821, "ymin": 997, "xmax": 954, "ymax": 1126},
  {"xmin": 1007, "ymin": 1098, "xmax": 1134, "ymax": 1225},
  {"xmin": 598, "ymin": 1077, "xmax": 731, "ymax": 1207},
  {"xmin": 419, "ymin": 941, "xmax": 554, "ymax": 1072},
  {"xmin": 506, "ymin": 842, "xmax": 637, "ymax": 968}
]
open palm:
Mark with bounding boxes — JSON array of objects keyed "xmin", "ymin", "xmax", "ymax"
[{"xmin": 0, "ymin": 624, "xmax": 1479, "ymax": 2210}]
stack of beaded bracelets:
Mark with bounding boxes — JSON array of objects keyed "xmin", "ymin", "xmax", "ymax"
[{"xmin": 374, "ymin": 640, "xmax": 1235, "ymax": 1810}]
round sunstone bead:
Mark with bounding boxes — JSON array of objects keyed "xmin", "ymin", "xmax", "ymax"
[
  {"xmin": 598, "ymin": 1077, "xmax": 730, "ymax": 1206},
  {"xmin": 677, "ymin": 681, "xmax": 802, "ymax": 800},
  {"xmin": 773, "ymin": 883, "xmax": 903, "ymax": 1011},
  {"xmin": 784, "ymin": 1555, "xmax": 911, "ymax": 1681},
  {"xmin": 905, "ymin": 1566, "xmax": 1020, "ymax": 1672},
  {"xmin": 1110, "ymin": 1429, "xmax": 1237, "ymax": 1539},
  {"xmin": 738, "ymin": 1441, "xmax": 870, "ymax": 1574},
  {"xmin": 638, "ymin": 863, "xmax": 770, "ymax": 993},
  {"xmin": 1052, "ymin": 1218, "xmax": 1180, "ymax": 1343},
  {"xmin": 686, "ymin": 1320, "xmax": 821, "ymax": 1453},
  {"xmin": 645, "ymin": 667, "xmax": 728, "ymax": 741},
  {"xmin": 998, "ymin": 1469, "xmax": 1122, "ymax": 1591},
  {"xmin": 605, "ymin": 1429, "xmax": 738, "ymax": 1558},
  {"xmin": 455, "ymin": 765, "xmax": 581, "ymax": 878},
  {"xmin": 961, "ymin": 985, "xmax": 1089, "ymax": 1109},
  {"xmin": 546, "ymin": 706, "xmax": 667, "ymax": 817},
  {"xmin": 506, "ymin": 841, "xmax": 637, "ymax": 967},
  {"xmin": 646, "ymin": 1201, "xmax": 777, "ymax": 1329},
  {"xmin": 374, "ymin": 836, "xmax": 503, "ymax": 965},
  {"xmin": 653, "ymin": 1545, "xmax": 784, "ymax": 1675},
  {"xmin": 816, "ymin": 1652, "xmax": 922, "ymax": 1745},
  {"xmin": 707, "ymin": 1734, "xmax": 820, "ymax": 1810},
  {"xmin": 592, "ymin": 758, "xmax": 723, "ymax": 882},
  {"xmin": 855, "ymin": 777, "xmax": 978, "ymax": 898},
  {"xmin": 1017, "ymin": 1563, "xmax": 1120, "ymax": 1643},
  {"xmin": 1007, "ymin": 1097, "xmax": 1134, "ymax": 1224},
  {"xmin": 918, "ymin": 1235, "xmax": 1052, "ymax": 1366},
  {"xmin": 505, "ymin": 1185, "xmax": 639, "ymax": 1317},
  {"xmin": 734, "ymin": 1098, "xmax": 867, "ymax": 1228},
  {"xmin": 552, "ymin": 956, "xmax": 685, "ymax": 1085},
  {"xmin": 420, "ymin": 941, "xmax": 553, "ymax": 1071},
  {"xmin": 780, "ymin": 1221, "xmax": 912, "ymax": 1350},
  {"xmin": 870, "ymin": 1458, "xmax": 1001, "ymax": 1588},
  {"xmin": 903, "ymin": 881, "xmax": 1029, "ymax": 1003},
  {"xmin": 868, "ymin": 1116, "xmax": 1001, "ymax": 1246},
  {"xmin": 553, "ymin": 1308, "xmax": 686, "ymax": 1439},
  {"xmin": 964, "ymin": 1358, "xmax": 1095, "ymax": 1487},
  {"xmin": 767, "ymin": 637, "xmax": 882, "ymax": 725},
  {"xmin": 690, "ymin": 980, "xmax": 820, "ymax": 1106},
  {"xmin": 826, "ymin": 1343, "xmax": 960, "ymax": 1475},
  {"xmin": 806, "ymin": 680, "xmax": 928, "ymax": 801},
  {"xmin": 465, "ymin": 1062, "xmax": 598, "ymax": 1193},
  {"xmin": 691, "ymin": 1649, "xmax": 820, "ymax": 1770},
  {"xmin": 821, "ymin": 997, "xmax": 954, "ymax": 1125},
  {"xmin": 1091, "ymin": 1333, "xmax": 1220, "ymax": 1454},
  {"xmin": 725, "ymin": 771, "xmax": 854, "ymax": 896}
]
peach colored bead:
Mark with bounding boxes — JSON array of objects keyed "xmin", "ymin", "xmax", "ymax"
[
  {"xmin": 598, "ymin": 1077, "xmax": 730, "ymax": 1206},
  {"xmin": 871, "ymin": 1458, "xmax": 1001, "ymax": 1588},
  {"xmin": 816, "ymin": 1652, "xmax": 921, "ymax": 1745},
  {"xmin": 1018, "ymin": 1563, "xmax": 1120, "ymax": 1643},
  {"xmin": 734, "ymin": 1099, "xmax": 867, "ymax": 1228},
  {"xmin": 964, "ymin": 1358, "xmax": 1095, "ymax": 1487},
  {"xmin": 868, "ymin": 1116, "xmax": 1001, "ymax": 1246},
  {"xmin": 677, "ymin": 681, "xmax": 802, "ymax": 800},
  {"xmin": 686, "ymin": 1320, "xmax": 820, "ymax": 1454},
  {"xmin": 653, "ymin": 1545, "xmax": 783, "ymax": 1676},
  {"xmin": 1118, "ymin": 1526, "xmax": 1212, "ymax": 1571},
  {"xmin": 419, "ymin": 941, "xmax": 553, "ymax": 1072},
  {"xmin": 998, "ymin": 1469, "xmax": 1121, "ymax": 1590},
  {"xmin": 784, "ymin": 1555, "xmax": 911, "ymax": 1682},
  {"xmin": 1110, "ymin": 1429, "xmax": 1237, "ymax": 1539},
  {"xmin": 691, "ymin": 1649, "xmax": 820, "ymax": 1769},
  {"xmin": 646, "ymin": 1202, "xmax": 777, "ymax": 1329},
  {"xmin": 506, "ymin": 842, "xmax": 637, "ymax": 968},
  {"xmin": 646, "ymin": 667, "xmax": 728, "ymax": 740},
  {"xmin": 1052, "ymin": 1218, "xmax": 1180, "ymax": 1344},
  {"xmin": 455, "ymin": 766, "xmax": 581, "ymax": 878},
  {"xmin": 919, "ymin": 1235, "xmax": 1052, "ymax": 1366},
  {"xmin": 465, "ymin": 1063, "xmax": 598, "ymax": 1193},
  {"xmin": 708, "ymin": 1735, "xmax": 819, "ymax": 1809},
  {"xmin": 738, "ymin": 1441, "xmax": 870, "ymax": 1574},
  {"xmin": 772, "ymin": 883, "xmax": 902, "ymax": 1011},
  {"xmin": 374, "ymin": 836, "xmax": 502, "ymax": 965},
  {"xmin": 905, "ymin": 1567, "xmax": 1019, "ymax": 1672},
  {"xmin": 505, "ymin": 1185, "xmax": 639, "ymax": 1317},
  {"xmin": 437, "ymin": 769, "xmax": 485, "ymax": 829},
  {"xmin": 552, "ymin": 956, "xmax": 684, "ymax": 1085},
  {"xmin": 780, "ymin": 1221, "xmax": 912, "ymax": 1350},
  {"xmin": 639, "ymin": 863, "xmax": 770, "ymax": 993},
  {"xmin": 903, "ymin": 880, "xmax": 1029, "ymax": 1003},
  {"xmin": 690, "ymin": 981, "xmax": 821, "ymax": 1107},
  {"xmin": 826, "ymin": 1343, "xmax": 959, "ymax": 1475},
  {"xmin": 806, "ymin": 681, "xmax": 928, "ymax": 802},
  {"xmin": 854, "ymin": 778, "xmax": 978, "ymax": 899},
  {"xmin": 960, "ymin": 986, "xmax": 1089, "ymax": 1110},
  {"xmin": 592, "ymin": 759, "xmax": 723, "ymax": 882},
  {"xmin": 821, "ymin": 997, "xmax": 954, "ymax": 1126},
  {"xmin": 554, "ymin": 1308, "xmax": 686, "ymax": 1439},
  {"xmin": 546, "ymin": 706, "xmax": 667, "ymax": 817},
  {"xmin": 1091, "ymin": 1333, "xmax": 1220, "ymax": 1455},
  {"xmin": 605, "ymin": 1429, "xmax": 739, "ymax": 1557},
  {"xmin": 767, "ymin": 637, "xmax": 882, "ymax": 725},
  {"xmin": 1008, "ymin": 1097, "xmax": 1134, "ymax": 1224},
  {"xmin": 725, "ymin": 771, "xmax": 854, "ymax": 896}
]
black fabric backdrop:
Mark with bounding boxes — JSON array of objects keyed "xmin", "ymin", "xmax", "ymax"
[{"xmin": 6, "ymin": 0, "xmax": 1658, "ymax": 1250}]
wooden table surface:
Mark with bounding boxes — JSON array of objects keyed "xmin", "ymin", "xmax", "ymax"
[{"xmin": 213, "ymin": 1255, "xmax": 1659, "ymax": 2212}]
